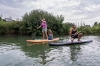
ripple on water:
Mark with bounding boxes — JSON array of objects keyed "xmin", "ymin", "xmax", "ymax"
[{"xmin": 0, "ymin": 36, "xmax": 100, "ymax": 66}]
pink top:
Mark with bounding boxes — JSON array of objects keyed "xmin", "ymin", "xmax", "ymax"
[{"xmin": 41, "ymin": 21, "xmax": 47, "ymax": 28}]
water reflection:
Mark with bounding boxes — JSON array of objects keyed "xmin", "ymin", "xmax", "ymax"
[
  {"xmin": 70, "ymin": 45, "xmax": 81, "ymax": 62},
  {"xmin": 39, "ymin": 44, "xmax": 48, "ymax": 65},
  {"xmin": 27, "ymin": 43, "xmax": 49, "ymax": 65},
  {"xmin": 0, "ymin": 36, "xmax": 100, "ymax": 66}
]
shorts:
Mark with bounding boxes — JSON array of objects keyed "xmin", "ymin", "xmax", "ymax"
[
  {"xmin": 71, "ymin": 34, "xmax": 78, "ymax": 38},
  {"xmin": 48, "ymin": 34, "xmax": 53, "ymax": 40},
  {"xmin": 42, "ymin": 28, "xmax": 47, "ymax": 32}
]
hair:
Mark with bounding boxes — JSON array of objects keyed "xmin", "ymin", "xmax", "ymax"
[
  {"xmin": 48, "ymin": 29, "xmax": 53, "ymax": 35},
  {"xmin": 72, "ymin": 24, "xmax": 76, "ymax": 27},
  {"xmin": 42, "ymin": 18, "xmax": 45, "ymax": 21}
]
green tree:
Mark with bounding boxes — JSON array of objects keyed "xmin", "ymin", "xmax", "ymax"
[
  {"xmin": 0, "ymin": 16, "xmax": 2, "ymax": 21},
  {"xmin": 22, "ymin": 9, "xmax": 64, "ymax": 36}
]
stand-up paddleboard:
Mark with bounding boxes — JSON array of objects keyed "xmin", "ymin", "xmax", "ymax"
[
  {"xmin": 49, "ymin": 40, "xmax": 93, "ymax": 46},
  {"xmin": 26, "ymin": 38, "xmax": 59, "ymax": 43}
]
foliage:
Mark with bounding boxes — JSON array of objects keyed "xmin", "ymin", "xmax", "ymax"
[
  {"xmin": 62, "ymin": 22, "xmax": 72, "ymax": 35},
  {"xmin": 92, "ymin": 22, "xmax": 100, "ymax": 34},
  {"xmin": 22, "ymin": 9, "xmax": 65, "ymax": 36},
  {"xmin": 78, "ymin": 22, "xmax": 100, "ymax": 35},
  {"xmin": 78, "ymin": 25, "xmax": 92, "ymax": 35},
  {"xmin": 0, "ymin": 9, "xmax": 100, "ymax": 36},
  {"xmin": 0, "ymin": 21, "xmax": 30, "ymax": 35},
  {"xmin": 0, "ymin": 17, "xmax": 1, "ymax": 21}
]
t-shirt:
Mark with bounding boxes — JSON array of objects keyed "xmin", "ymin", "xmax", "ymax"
[{"xmin": 41, "ymin": 21, "xmax": 47, "ymax": 28}]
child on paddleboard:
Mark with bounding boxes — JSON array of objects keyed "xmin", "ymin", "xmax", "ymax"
[
  {"xmin": 37, "ymin": 18, "xmax": 48, "ymax": 40},
  {"xmin": 48, "ymin": 29, "xmax": 53, "ymax": 40}
]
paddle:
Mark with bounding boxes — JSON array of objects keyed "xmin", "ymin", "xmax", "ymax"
[
  {"xmin": 32, "ymin": 18, "xmax": 42, "ymax": 40},
  {"xmin": 32, "ymin": 24, "xmax": 39, "ymax": 40},
  {"xmin": 32, "ymin": 30, "xmax": 37, "ymax": 40}
]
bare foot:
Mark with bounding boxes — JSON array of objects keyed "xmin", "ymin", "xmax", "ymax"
[
  {"xmin": 71, "ymin": 38, "xmax": 74, "ymax": 42},
  {"xmin": 78, "ymin": 39, "xmax": 81, "ymax": 42},
  {"xmin": 71, "ymin": 39, "xmax": 74, "ymax": 42}
]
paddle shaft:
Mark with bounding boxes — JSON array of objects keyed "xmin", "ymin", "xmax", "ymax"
[
  {"xmin": 32, "ymin": 31, "xmax": 36, "ymax": 40},
  {"xmin": 32, "ymin": 27, "xmax": 38, "ymax": 40}
]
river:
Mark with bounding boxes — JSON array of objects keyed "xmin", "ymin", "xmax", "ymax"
[{"xmin": 0, "ymin": 35, "xmax": 100, "ymax": 66}]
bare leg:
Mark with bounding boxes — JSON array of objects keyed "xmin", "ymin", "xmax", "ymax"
[
  {"xmin": 71, "ymin": 38, "xmax": 74, "ymax": 42},
  {"xmin": 78, "ymin": 33, "xmax": 83, "ymax": 41},
  {"xmin": 45, "ymin": 32, "xmax": 48, "ymax": 40},
  {"xmin": 42, "ymin": 32, "xmax": 45, "ymax": 40}
]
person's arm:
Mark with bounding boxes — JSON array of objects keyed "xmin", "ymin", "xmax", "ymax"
[
  {"xmin": 69, "ymin": 29, "xmax": 73, "ymax": 35},
  {"xmin": 37, "ymin": 25, "xmax": 41, "ymax": 29}
]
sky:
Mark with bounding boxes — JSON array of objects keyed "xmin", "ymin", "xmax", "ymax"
[{"xmin": 0, "ymin": 0, "xmax": 100, "ymax": 26}]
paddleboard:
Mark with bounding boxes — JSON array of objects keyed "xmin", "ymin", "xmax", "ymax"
[
  {"xmin": 26, "ymin": 38, "xmax": 59, "ymax": 43},
  {"xmin": 49, "ymin": 40, "xmax": 93, "ymax": 46}
]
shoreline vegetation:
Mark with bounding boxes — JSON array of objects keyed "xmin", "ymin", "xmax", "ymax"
[{"xmin": 0, "ymin": 9, "xmax": 100, "ymax": 36}]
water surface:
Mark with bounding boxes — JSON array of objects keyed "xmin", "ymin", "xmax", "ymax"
[{"xmin": 0, "ymin": 35, "xmax": 100, "ymax": 66}]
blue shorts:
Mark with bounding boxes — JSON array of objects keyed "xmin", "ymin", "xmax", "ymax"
[{"xmin": 48, "ymin": 34, "xmax": 53, "ymax": 40}]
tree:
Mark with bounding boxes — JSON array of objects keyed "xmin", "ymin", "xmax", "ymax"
[
  {"xmin": 94, "ymin": 22, "xmax": 98, "ymax": 26},
  {"xmin": 0, "ymin": 17, "xmax": 1, "ymax": 21},
  {"xmin": 22, "ymin": 9, "xmax": 64, "ymax": 35}
]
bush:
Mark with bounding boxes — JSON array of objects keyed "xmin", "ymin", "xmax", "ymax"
[{"xmin": 22, "ymin": 9, "xmax": 65, "ymax": 36}]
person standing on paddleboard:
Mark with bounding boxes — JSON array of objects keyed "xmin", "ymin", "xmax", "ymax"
[
  {"xmin": 37, "ymin": 18, "xmax": 48, "ymax": 40},
  {"xmin": 70, "ymin": 24, "xmax": 83, "ymax": 42}
]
